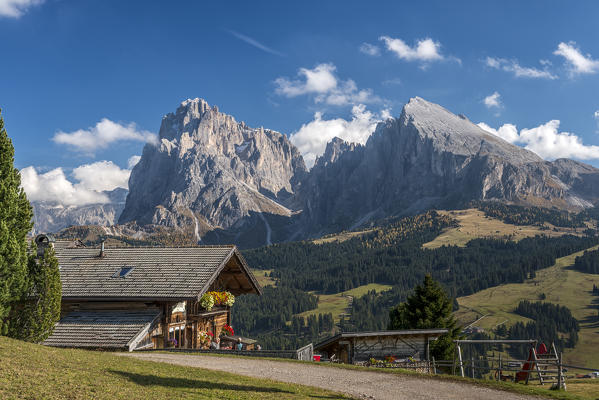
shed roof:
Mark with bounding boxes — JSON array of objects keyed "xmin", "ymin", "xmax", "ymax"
[
  {"xmin": 43, "ymin": 309, "xmax": 161, "ymax": 351},
  {"xmin": 314, "ymin": 329, "xmax": 448, "ymax": 350},
  {"xmin": 55, "ymin": 244, "xmax": 260, "ymax": 300}
]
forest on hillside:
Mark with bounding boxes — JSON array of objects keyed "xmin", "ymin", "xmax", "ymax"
[
  {"xmin": 474, "ymin": 201, "xmax": 599, "ymax": 230},
  {"xmin": 234, "ymin": 210, "xmax": 599, "ymax": 349},
  {"xmin": 573, "ymin": 248, "xmax": 599, "ymax": 274}
]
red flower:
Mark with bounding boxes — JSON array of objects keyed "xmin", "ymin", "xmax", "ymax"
[{"xmin": 223, "ymin": 324, "xmax": 235, "ymax": 336}]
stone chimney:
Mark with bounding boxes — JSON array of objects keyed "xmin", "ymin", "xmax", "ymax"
[{"xmin": 99, "ymin": 240, "xmax": 106, "ymax": 258}]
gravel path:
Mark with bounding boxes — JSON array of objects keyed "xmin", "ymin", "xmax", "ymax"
[{"xmin": 122, "ymin": 353, "xmax": 545, "ymax": 400}]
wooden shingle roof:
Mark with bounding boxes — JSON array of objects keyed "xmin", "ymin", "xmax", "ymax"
[
  {"xmin": 43, "ymin": 309, "xmax": 161, "ymax": 350},
  {"xmin": 314, "ymin": 329, "xmax": 449, "ymax": 351},
  {"xmin": 55, "ymin": 245, "xmax": 260, "ymax": 300}
]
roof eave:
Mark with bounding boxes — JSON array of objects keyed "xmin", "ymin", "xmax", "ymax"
[
  {"xmin": 61, "ymin": 296, "xmax": 197, "ymax": 302},
  {"xmin": 195, "ymin": 246, "xmax": 262, "ymax": 300}
]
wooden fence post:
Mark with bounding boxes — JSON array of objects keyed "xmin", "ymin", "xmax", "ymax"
[
  {"xmin": 432, "ymin": 357, "xmax": 437, "ymax": 374},
  {"xmin": 557, "ymin": 352, "xmax": 563, "ymax": 390},
  {"xmin": 498, "ymin": 354, "xmax": 502, "ymax": 381},
  {"xmin": 458, "ymin": 344, "xmax": 465, "ymax": 378},
  {"xmin": 471, "ymin": 356, "xmax": 475, "ymax": 379},
  {"xmin": 452, "ymin": 347, "xmax": 457, "ymax": 376}
]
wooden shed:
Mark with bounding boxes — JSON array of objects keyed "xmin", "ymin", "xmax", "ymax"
[
  {"xmin": 314, "ymin": 329, "xmax": 448, "ymax": 364},
  {"xmin": 41, "ymin": 237, "xmax": 261, "ymax": 351}
]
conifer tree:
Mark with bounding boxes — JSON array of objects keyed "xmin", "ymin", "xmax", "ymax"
[
  {"xmin": 388, "ymin": 274, "xmax": 461, "ymax": 360},
  {"xmin": 9, "ymin": 246, "xmax": 61, "ymax": 342},
  {"xmin": 0, "ymin": 109, "xmax": 33, "ymax": 335}
]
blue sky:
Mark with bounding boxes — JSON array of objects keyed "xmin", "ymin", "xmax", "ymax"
[{"xmin": 2, "ymin": 0, "xmax": 599, "ymax": 203}]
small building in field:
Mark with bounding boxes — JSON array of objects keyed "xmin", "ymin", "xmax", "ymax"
[
  {"xmin": 314, "ymin": 329, "xmax": 448, "ymax": 364},
  {"xmin": 41, "ymin": 237, "xmax": 261, "ymax": 351}
]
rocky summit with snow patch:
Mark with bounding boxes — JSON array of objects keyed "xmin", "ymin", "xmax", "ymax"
[{"xmin": 45, "ymin": 97, "xmax": 599, "ymax": 247}]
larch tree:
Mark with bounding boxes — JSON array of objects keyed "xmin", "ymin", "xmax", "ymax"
[
  {"xmin": 0, "ymin": 109, "xmax": 33, "ymax": 335},
  {"xmin": 388, "ymin": 274, "xmax": 461, "ymax": 361}
]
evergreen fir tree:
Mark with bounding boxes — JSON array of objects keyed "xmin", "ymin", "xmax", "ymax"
[
  {"xmin": 8, "ymin": 246, "xmax": 61, "ymax": 342},
  {"xmin": 0, "ymin": 109, "xmax": 33, "ymax": 335},
  {"xmin": 388, "ymin": 274, "xmax": 461, "ymax": 360}
]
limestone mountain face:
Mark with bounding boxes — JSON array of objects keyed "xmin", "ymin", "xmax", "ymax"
[
  {"xmin": 295, "ymin": 97, "xmax": 599, "ymax": 233},
  {"xmin": 118, "ymin": 98, "xmax": 307, "ymax": 243},
  {"xmin": 114, "ymin": 96, "xmax": 599, "ymax": 246}
]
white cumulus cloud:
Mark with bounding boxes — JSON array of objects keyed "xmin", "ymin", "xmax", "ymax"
[
  {"xmin": 127, "ymin": 155, "xmax": 141, "ymax": 168},
  {"xmin": 360, "ymin": 43, "xmax": 380, "ymax": 56},
  {"xmin": 485, "ymin": 57, "xmax": 557, "ymax": 79},
  {"xmin": 53, "ymin": 118, "xmax": 157, "ymax": 153},
  {"xmin": 380, "ymin": 36, "xmax": 444, "ymax": 62},
  {"xmin": 477, "ymin": 122, "xmax": 519, "ymax": 143},
  {"xmin": 21, "ymin": 161, "xmax": 132, "ymax": 206},
  {"xmin": 21, "ymin": 167, "xmax": 109, "ymax": 206},
  {"xmin": 0, "ymin": 0, "xmax": 43, "ymax": 18},
  {"xmin": 478, "ymin": 120, "xmax": 599, "ymax": 161},
  {"xmin": 72, "ymin": 161, "xmax": 130, "ymax": 192},
  {"xmin": 289, "ymin": 105, "xmax": 388, "ymax": 168},
  {"xmin": 275, "ymin": 63, "xmax": 338, "ymax": 97},
  {"xmin": 554, "ymin": 41, "xmax": 599, "ymax": 75},
  {"xmin": 274, "ymin": 63, "xmax": 380, "ymax": 106},
  {"xmin": 483, "ymin": 92, "xmax": 502, "ymax": 109}
]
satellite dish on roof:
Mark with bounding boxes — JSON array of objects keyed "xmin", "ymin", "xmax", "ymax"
[
  {"xmin": 35, "ymin": 234, "xmax": 54, "ymax": 258},
  {"xmin": 35, "ymin": 234, "xmax": 50, "ymax": 246}
]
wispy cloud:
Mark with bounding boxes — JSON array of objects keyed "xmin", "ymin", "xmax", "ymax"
[
  {"xmin": 274, "ymin": 63, "xmax": 381, "ymax": 106},
  {"xmin": 382, "ymin": 78, "xmax": 402, "ymax": 86},
  {"xmin": 360, "ymin": 43, "xmax": 380, "ymax": 56},
  {"xmin": 483, "ymin": 91, "xmax": 502, "ymax": 109},
  {"xmin": 485, "ymin": 57, "xmax": 557, "ymax": 79},
  {"xmin": 227, "ymin": 29, "xmax": 285, "ymax": 57},
  {"xmin": 554, "ymin": 41, "xmax": 599, "ymax": 76},
  {"xmin": 0, "ymin": 0, "xmax": 43, "ymax": 18},
  {"xmin": 379, "ymin": 36, "xmax": 460, "ymax": 69}
]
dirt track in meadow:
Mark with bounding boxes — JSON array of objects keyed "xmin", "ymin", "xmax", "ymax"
[{"xmin": 122, "ymin": 353, "xmax": 546, "ymax": 400}]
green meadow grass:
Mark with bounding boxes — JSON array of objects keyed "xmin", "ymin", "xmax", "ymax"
[
  {"xmin": 0, "ymin": 336, "xmax": 347, "ymax": 400},
  {"xmin": 298, "ymin": 283, "xmax": 392, "ymax": 322}
]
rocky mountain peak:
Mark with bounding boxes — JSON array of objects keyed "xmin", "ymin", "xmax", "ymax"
[
  {"xmin": 315, "ymin": 137, "xmax": 361, "ymax": 168},
  {"xmin": 119, "ymin": 98, "xmax": 307, "ymax": 243},
  {"xmin": 397, "ymin": 96, "xmax": 543, "ymax": 165}
]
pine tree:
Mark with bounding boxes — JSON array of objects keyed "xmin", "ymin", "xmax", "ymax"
[
  {"xmin": 8, "ymin": 246, "xmax": 61, "ymax": 342},
  {"xmin": 0, "ymin": 109, "xmax": 34, "ymax": 335},
  {"xmin": 388, "ymin": 274, "xmax": 461, "ymax": 361}
]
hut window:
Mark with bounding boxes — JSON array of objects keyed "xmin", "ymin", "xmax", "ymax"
[{"xmin": 112, "ymin": 267, "xmax": 134, "ymax": 278}]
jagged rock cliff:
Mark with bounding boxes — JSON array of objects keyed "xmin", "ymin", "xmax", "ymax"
[
  {"xmin": 118, "ymin": 98, "xmax": 307, "ymax": 244},
  {"xmin": 114, "ymin": 96, "xmax": 599, "ymax": 246},
  {"xmin": 296, "ymin": 97, "xmax": 599, "ymax": 233},
  {"xmin": 31, "ymin": 188, "xmax": 127, "ymax": 234}
]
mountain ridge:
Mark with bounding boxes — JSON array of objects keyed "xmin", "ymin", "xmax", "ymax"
[{"xmin": 33, "ymin": 97, "xmax": 599, "ymax": 247}]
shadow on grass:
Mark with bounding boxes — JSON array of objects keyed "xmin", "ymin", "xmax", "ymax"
[{"xmin": 109, "ymin": 370, "xmax": 344, "ymax": 398}]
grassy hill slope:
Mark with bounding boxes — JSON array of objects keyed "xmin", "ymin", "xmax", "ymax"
[
  {"xmin": 423, "ymin": 208, "xmax": 585, "ymax": 249},
  {"xmin": 0, "ymin": 336, "xmax": 345, "ymax": 400},
  {"xmin": 456, "ymin": 245, "xmax": 599, "ymax": 367},
  {"xmin": 298, "ymin": 283, "xmax": 393, "ymax": 323}
]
